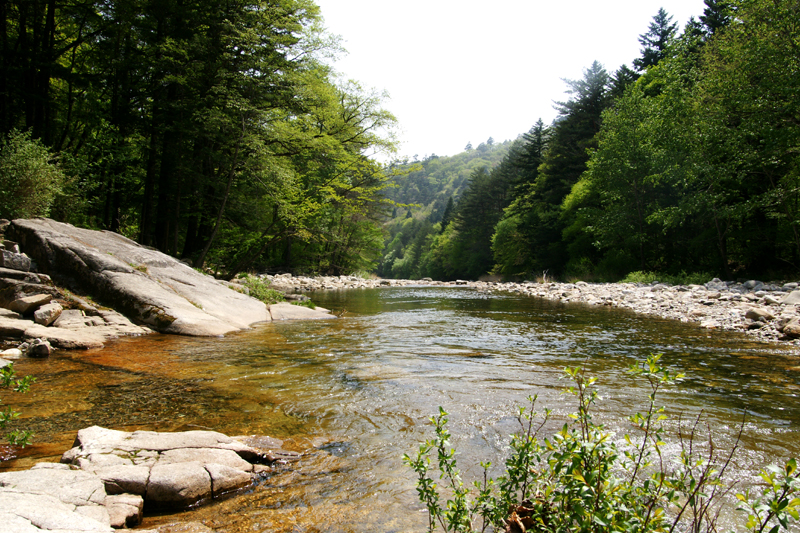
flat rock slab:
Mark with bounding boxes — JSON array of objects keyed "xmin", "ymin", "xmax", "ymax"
[
  {"xmin": 61, "ymin": 426, "xmax": 292, "ymax": 509},
  {"xmin": 9, "ymin": 293, "xmax": 52, "ymax": 314},
  {"xmin": 0, "ymin": 463, "xmax": 113, "ymax": 533},
  {"xmin": 0, "ymin": 315, "xmax": 114, "ymax": 350},
  {"xmin": 268, "ymin": 302, "xmax": 335, "ymax": 321},
  {"xmin": 0, "ymin": 426, "xmax": 299, "ymax": 532},
  {"xmin": 9, "ymin": 219, "xmax": 269, "ymax": 336}
]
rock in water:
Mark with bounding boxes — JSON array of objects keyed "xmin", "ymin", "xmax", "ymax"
[{"xmin": 8, "ymin": 218, "xmax": 269, "ymax": 336}]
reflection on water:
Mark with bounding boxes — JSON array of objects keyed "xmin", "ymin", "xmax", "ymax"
[{"xmin": 2, "ymin": 287, "xmax": 800, "ymax": 531}]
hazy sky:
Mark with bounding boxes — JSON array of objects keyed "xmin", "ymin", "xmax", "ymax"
[{"xmin": 314, "ymin": 0, "xmax": 708, "ymax": 161}]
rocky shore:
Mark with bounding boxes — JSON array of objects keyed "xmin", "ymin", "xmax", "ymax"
[
  {"xmin": 0, "ymin": 426, "xmax": 302, "ymax": 533},
  {"xmin": 264, "ymin": 273, "xmax": 800, "ymax": 347},
  {"xmin": 1, "ymin": 218, "xmax": 334, "ymax": 365}
]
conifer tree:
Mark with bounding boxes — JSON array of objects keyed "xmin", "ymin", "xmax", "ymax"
[{"xmin": 634, "ymin": 8, "xmax": 678, "ymax": 71}]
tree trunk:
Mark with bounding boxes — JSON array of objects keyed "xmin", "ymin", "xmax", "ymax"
[
  {"xmin": 139, "ymin": 117, "xmax": 159, "ymax": 246},
  {"xmin": 194, "ymin": 126, "xmax": 243, "ymax": 268}
]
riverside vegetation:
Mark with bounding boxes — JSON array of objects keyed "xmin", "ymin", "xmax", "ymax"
[
  {"xmin": 2, "ymin": 0, "xmax": 799, "ymax": 285},
  {"xmin": 0, "ymin": 363, "xmax": 34, "ymax": 447},
  {"xmin": 379, "ymin": 0, "xmax": 800, "ymax": 284},
  {"xmin": 405, "ymin": 355, "xmax": 800, "ymax": 533}
]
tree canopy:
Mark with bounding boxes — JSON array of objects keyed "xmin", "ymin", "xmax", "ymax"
[{"xmin": 1, "ymin": 0, "xmax": 397, "ymax": 276}]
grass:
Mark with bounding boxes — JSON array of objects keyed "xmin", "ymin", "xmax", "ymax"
[
  {"xmin": 621, "ymin": 270, "xmax": 715, "ymax": 286},
  {"xmin": 238, "ymin": 274, "xmax": 286, "ymax": 305}
]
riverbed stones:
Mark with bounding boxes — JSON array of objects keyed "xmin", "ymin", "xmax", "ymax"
[
  {"xmin": 9, "ymin": 293, "xmax": 52, "ymax": 314},
  {"xmin": 0, "ymin": 249, "xmax": 31, "ymax": 271},
  {"xmin": 0, "ymin": 463, "xmax": 114, "ymax": 533},
  {"xmin": 33, "ymin": 301, "xmax": 62, "ymax": 326},
  {"xmin": 104, "ymin": 493, "xmax": 144, "ymax": 528},
  {"xmin": 59, "ymin": 426, "xmax": 292, "ymax": 511},
  {"xmin": 8, "ymin": 218, "xmax": 270, "ymax": 336},
  {"xmin": 27, "ymin": 338, "xmax": 52, "ymax": 357},
  {"xmin": 782, "ymin": 291, "xmax": 800, "ymax": 305},
  {"xmin": 745, "ymin": 307, "xmax": 775, "ymax": 322},
  {"xmin": 0, "ymin": 426, "xmax": 302, "ymax": 532}
]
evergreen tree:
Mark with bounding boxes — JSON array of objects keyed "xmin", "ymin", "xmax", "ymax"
[
  {"xmin": 511, "ymin": 62, "xmax": 611, "ymax": 276},
  {"xmin": 633, "ymin": 8, "xmax": 678, "ymax": 71},
  {"xmin": 700, "ymin": 0, "xmax": 733, "ymax": 36},
  {"xmin": 609, "ymin": 64, "xmax": 640, "ymax": 101},
  {"xmin": 440, "ymin": 196, "xmax": 455, "ymax": 233}
]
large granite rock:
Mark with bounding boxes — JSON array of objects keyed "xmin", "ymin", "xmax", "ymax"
[
  {"xmin": 8, "ymin": 219, "xmax": 270, "ymax": 336},
  {"xmin": 0, "ymin": 426, "xmax": 300, "ymax": 532},
  {"xmin": 60, "ymin": 426, "xmax": 294, "ymax": 509},
  {"xmin": 0, "ymin": 463, "xmax": 114, "ymax": 533}
]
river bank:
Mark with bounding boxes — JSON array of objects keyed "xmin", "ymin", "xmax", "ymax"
[
  {"xmin": 5, "ymin": 284, "xmax": 800, "ymax": 532},
  {"xmin": 266, "ymin": 274, "xmax": 800, "ymax": 347}
]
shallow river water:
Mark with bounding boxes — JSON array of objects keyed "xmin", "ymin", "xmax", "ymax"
[{"xmin": 4, "ymin": 287, "xmax": 800, "ymax": 532}]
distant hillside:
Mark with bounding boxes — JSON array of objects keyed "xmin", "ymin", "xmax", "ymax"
[{"xmin": 386, "ymin": 138, "xmax": 513, "ymax": 222}]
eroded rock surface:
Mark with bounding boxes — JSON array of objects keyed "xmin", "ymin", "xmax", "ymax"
[
  {"xmin": 0, "ymin": 426, "xmax": 297, "ymax": 532},
  {"xmin": 8, "ymin": 218, "xmax": 269, "ymax": 336}
]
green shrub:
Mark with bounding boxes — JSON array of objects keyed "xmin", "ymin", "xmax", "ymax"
[
  {"xmin": 1, "ymin": 363, "xmax": 35, "ymax": 449},
  {"xmin": 291, "ymin": 300, "xmax": 317, "ymax": 309},
  {"xmin": 621, "ymin": 270, "xmax": 661, "ymax": 284},
  {"xmin": 621, "ymin": 271, "xmax": 715, "ymax": 286},
  {"xmin": 0, "ymin": 130, "xmax": 65, "ymax": 219},
  {"xmin": 238, "ymin": 274, "xmax": 286, "ymax": 305},
  {"xmin": 405, "ymin": 354, "xmax": 800, "ymax": 533}
]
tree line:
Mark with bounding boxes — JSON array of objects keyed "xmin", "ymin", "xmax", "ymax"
[
  {"xmin": 0, "ymin": 0, "xmax": 397, "ymax": 277},
  {"xmin": 381, "ymin": 0, "xmax": 800, "ymax": 282}
]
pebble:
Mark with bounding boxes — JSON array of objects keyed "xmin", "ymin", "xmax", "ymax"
[{"xmin": 260, "ymin": 274, "xmax": 800, "ymax": 348}]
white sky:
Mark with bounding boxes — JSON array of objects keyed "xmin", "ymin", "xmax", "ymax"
[{"xmin": 314, "ymin": 0, "xmax": 708, "ymax": 161}]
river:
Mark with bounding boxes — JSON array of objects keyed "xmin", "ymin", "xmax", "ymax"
[{"xmin": 3, "ymin": 287, "xmax": 800, "ymax": 532}]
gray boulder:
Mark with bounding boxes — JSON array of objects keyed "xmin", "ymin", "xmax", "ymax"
[
  {"xmin": 0, "ymin": 463, "xmax": 114, "ymax": 533},
  {"xmin": 104, "ymin": 493, "xmax": 143, "ymax": 528},
  {"xmin": 9, "ymin": 293, "xmax": 52, "ymax": 314},
  {"xmin": 27, "ymin": 338, "xmax": 53, "ymax": 357},
  {"xmin": 0, "ymin": 249, "xmax": 31, "ymax": 271},
  {"xmin": 782, "ymin": 291, "xmax": 800, "ymax": 305},
  {"xmin": 9, "ymin": 218, "xmax": 269, "ymax": 336},
  {"xmin": 33, "ymin": 301, "xmax": 63, "ymax": 326},
  {"xmin": 60, "ymin": 426, "xmax": 292, "ymax": 510}
]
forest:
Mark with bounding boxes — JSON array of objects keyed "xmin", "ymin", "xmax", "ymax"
[
  {"xmin": 1, "ymin": 0, "xmax": 798, "ymax": 282},
  {"xmin": 381, "ymin": 0, "xmax": 800, "ymax": 282},
  {"xmin": 0, "ymin": 0, "xmax": 398, "ymax": 278}
]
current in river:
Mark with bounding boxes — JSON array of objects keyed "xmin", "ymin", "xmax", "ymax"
[{"xmin": 3, "ymin": 287, "xmax": 800, "ymax": 532}]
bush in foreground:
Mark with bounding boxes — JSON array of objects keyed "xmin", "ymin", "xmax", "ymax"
[
  {"xmin": 0, "ymin": 130, "xmax": 65, "ymax": 219},
  {"xmin": 1, "ymin": 363, "xmax": 35, "ymax": 448},
  {"xmin": 405, "ymin": 355, "xmax": 800, "ymax": 533}
]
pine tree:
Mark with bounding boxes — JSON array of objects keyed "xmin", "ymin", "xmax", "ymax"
[
  {"xmin": 700, "ymin": 0, "xmax": 733, "ymax": 36},
  {"xmin": 610, "ymin": 64, "xmax": 640, "ymax": 101},
  {"xmin": 633, "ymin": 8, "xmax": 678, "ymax": 71},
  {"xmin": 440, "ymin": 196, "xmax": 455, "ymax": 233}
]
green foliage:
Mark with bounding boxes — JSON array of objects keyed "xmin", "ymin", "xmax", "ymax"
[
  {"xmin": 1, "ymin": 0, "xmax": 396, "ymax": 278},
  {"xmin": 634, "ymin": 8, "xmax": 679, "ymax": 71},
  {"xmin": 238, "ymin": 275, "xmax": 286, "ymax": 305},
  {"xmin": 0, "ymin": 363, "xmax": 35, "ymax": 449},
  {"xmin": 405, "ymin": 354, "xmax": 800, "ymax": 533},
  {"xmin": 0, "ymin": 130, "xmax": 65, "ymax": 219},
  {"xmin": 291, "ymin": 300, "xmax": 316, "ymax": 309},
  {"xmin": 621, "ymin": 271, "xmax": 714, "ymax": 285}
]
